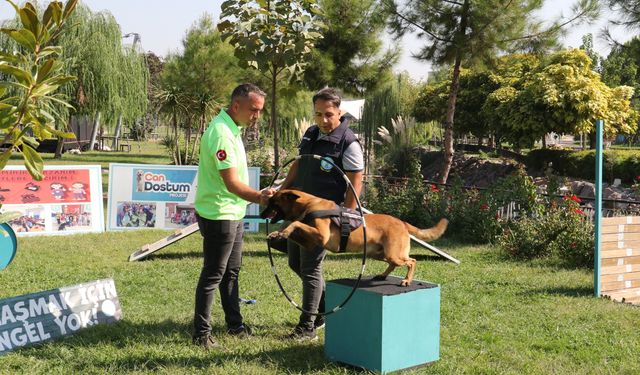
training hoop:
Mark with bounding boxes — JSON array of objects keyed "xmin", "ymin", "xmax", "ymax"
[{"xmin": 265, "ymin": 154, "xmax": 367, "ymax": 316}]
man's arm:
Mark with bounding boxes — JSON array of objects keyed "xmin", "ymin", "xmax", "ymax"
[
  {"xmin": 342, "ymin": 140, "xmax": 365, "ymax": 209},
  {"xmin": 344, "ymin": 171, "xmax": 363, "ymax": 209},
  {"xmin": 220, "ymin": 167, "xmax": 272, "ymax": 205}
]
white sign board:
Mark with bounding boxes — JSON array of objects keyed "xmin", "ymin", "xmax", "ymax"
[
  {"xmin": 106, "ymin": 164, "xmax": 261, "ymax": 232},
  {"xmin": 0, "ymin": 278, "xmax": 122, "ymax": 354},
  {"xmin": 0, "ymin": 165, "xmax": 104, "ymax": 236}
]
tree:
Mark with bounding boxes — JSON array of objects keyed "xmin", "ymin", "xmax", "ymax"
[
  {"xmin": 414, "ymin": 54, "xmax": 539, "ymax": 146},
  {"xmin": 387, "ymin": 0, "xmax": 600, "ymax": 183},
  {"xmin": 304, "ymin": 0, "xmax": 398, "ymax": 95},
  {"xmin": 601, "ymin": 40, "xmax": 640, "ymax": 89},
  {"xmin": 360, "ymin": 73, "xmax": 420, "ymax": 174},
  {"xmin": 607, "ymin": 0, "xmax": 640, "ymax": 30},
  {"xmin": 218, "ymin": 0, "xmax": 325, "ymax": 169},
  {"xmin": 579, "ymin": 33, "xmax": 602, "ymax": 72},
  {"xmin": 0, "ymin": 0, "xmax": 78, "ymax": 222},
  {"xmin": 0, "ymin": 0, "xmax": 77, "ymax": 178},
  {"xmin": 53, "ymin": 4, "xmax": 148, "ymax": 154},
  {"xmin": 489, "ymin": 49, "xmax": 638, "ymax": 148},
  {"xmin": 160, "ymin": 14, "xmax": 242, "ymax": 165}
]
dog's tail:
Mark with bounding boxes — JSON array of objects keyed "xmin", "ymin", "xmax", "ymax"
[{"xmin": 404, "ymin": 218, "xmax": 448, "ymax": 242}]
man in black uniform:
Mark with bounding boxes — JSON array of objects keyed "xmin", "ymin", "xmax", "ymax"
[{"xmin": 280, "ymin": 87, "xmax": 364, "ymax": 340}]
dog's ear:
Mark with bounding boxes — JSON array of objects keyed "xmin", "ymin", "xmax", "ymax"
[{"xmin": 283, "ymin": 191, "xmax": 300, "ymax": 201}]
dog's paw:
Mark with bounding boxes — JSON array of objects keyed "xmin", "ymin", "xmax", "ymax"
[
  {"xmin": 267, "ymin": 231, "xmax": 284, "ymax": 240},
  {"xmin": 400, "ymin": 279, "xmax": 410, "ymax": 287},
  {"xmin": 372, "ymin": 275, "xmax": 387, "ymax": 281}
]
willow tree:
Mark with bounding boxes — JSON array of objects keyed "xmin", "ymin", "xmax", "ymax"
[
  {"xmin": 53, "ymin": 3, "xmax": 148, "ymax": 154},
  {"xmin": 387, "ymin": 0, "xmax": 600, "ymax": 183},
  {"xmin": 359, "ymin": 73, "xmax": 420, "ymax": 174},
  {"xmin": 218, "ymin": 0, "xmax": 325, "ymax": 169}
]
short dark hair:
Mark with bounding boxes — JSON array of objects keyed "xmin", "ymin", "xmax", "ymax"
[
  {"xmin": 312, "ymin": 87, "xmax": 341, "ymax": 108},
  {"xmin": 231, "ymin": 83, "xmax": 266, "ymax": 102}
]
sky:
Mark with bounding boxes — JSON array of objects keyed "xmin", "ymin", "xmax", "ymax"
[{"xmin": 0, "ymin": 0, "xmax": 633, "ymax": 82}]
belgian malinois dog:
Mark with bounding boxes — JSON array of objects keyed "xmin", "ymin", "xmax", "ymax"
[{"xmin": 261, "ymin": 189, "xmax": 448, "ymax": 286}]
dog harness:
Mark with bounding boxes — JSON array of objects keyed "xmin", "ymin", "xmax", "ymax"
[{"xmin": 302, "ymin": 206, "xmax": 363, "ymax": 253}]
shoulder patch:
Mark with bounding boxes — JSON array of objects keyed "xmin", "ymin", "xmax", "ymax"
[{"xmin": 216, "ymin": 149, "xmax": 227, "ymax": 161}]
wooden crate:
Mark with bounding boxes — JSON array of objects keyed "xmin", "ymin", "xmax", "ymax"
[{"xmin": 600, "ymin": 216, "xmax": 640, "ymax": 305}]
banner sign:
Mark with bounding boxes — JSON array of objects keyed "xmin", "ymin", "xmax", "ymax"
[
  {"xmin": 0, "ymin": 278, "xmax": 122, "ymax": 354},
  {"xmin": 0, "ymin": 165, "xmax": 104, "ymax": 236},
  {"xmin": 107, "ymin": 164, "xmax": 261, "ymax": 231}
]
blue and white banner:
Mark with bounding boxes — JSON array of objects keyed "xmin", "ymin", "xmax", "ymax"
[
  {"xmin": 107, "ymin": 163, "xmax": 260, "ymax": 231},
  {"xmin": 131, "ymin": 168, "xmax": 198, "ymax": 202}
]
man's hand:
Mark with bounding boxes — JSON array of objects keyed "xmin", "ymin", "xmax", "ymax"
[{"xmin": 260, "ymin": 188, "xmax": 276, "ymax": 206}]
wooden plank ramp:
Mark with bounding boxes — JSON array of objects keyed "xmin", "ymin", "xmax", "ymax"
[{"xmin": 129, "ymin": 223, "xmax": 199, "ymax": 261}]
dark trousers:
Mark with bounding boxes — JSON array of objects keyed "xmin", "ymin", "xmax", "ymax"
[
  {"xmin": 193, "ymin": 216, "xmax": 244, "ymax": 338},
  {"xmin": 288, "ymin": 240, "xmax": 326, "ymax": 329}
]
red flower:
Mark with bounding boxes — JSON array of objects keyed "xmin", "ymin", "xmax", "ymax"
[
  {"xmin": 430, "ymin": 184, "xmax": 439, "ymax": 192},
  {"xmin": 480, "ymin": 203, "xmax": 489, "ymax": 211},
  {"xmin": 574, "ymin": 208, "xmax": 584, "ymax": 215},
  {"xmin": 636, "ymin": 175, "xmax": 640, "ymax": 182},
  {"xmin": 570, "ymin": 242, "xmax": 577, "ymax": 248},
  {"xmin": 563, "ymin": 195, "xmax": 581, "ymax": 203}
]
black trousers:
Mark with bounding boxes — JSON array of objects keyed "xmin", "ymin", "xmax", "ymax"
[
  {"xmin": 193, "ymin": 216, "xmax": 244, "ymax": 338},
  {"xmin": 288, "ymin": 240, "xmax": 326, "ymax": 329}
]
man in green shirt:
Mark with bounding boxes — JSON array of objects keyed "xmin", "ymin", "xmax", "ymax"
[{"xmin": 193, "ymin": 83, "xmax": 273, "ymax": 349}]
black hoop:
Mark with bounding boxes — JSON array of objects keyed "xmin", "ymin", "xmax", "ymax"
[{"xmin": 265, "ymin": 154, "xmax": 367, "ymax": 316}]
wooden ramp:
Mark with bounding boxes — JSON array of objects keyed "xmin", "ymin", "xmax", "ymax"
[
  {"xmin": 600, "ymin": 216, "xmax": 640, "ymax": 305},
  {"xmin": 129, "ymin": 223, "xmax": 199, "ymax": 261}
]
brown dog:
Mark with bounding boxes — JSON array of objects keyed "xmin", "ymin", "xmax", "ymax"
[{"xmin": 260, "ymin": 189, "xmax": 448, "ymax": 286}]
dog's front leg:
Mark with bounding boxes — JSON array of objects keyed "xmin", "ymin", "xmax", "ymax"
[
  {"xmin": 280, "ymin": 221, "xmax": 327, "ymax": 249},
  {"xmin": 267, "ymin": 222, "xmax": 291, "ymax": 240}
]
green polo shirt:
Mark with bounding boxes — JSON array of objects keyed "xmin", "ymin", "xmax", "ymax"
[{"xmin": 195, "ymin": 109, "xmax": 249, "ymax": 220}]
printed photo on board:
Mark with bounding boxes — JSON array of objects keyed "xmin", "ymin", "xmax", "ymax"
[
  {"xmin": 165, "ymin": 203, "xmax": 197, "ymax": 229},
  {"xmin": 116, "ymin": 202, "xmax": 156, "ymax": 228},
  {"xmin": 51, "ymin": 204, "xmax": 93, "ymax": 231},
  {"xmin": 7, "ymin": 206, "xmax": 45, "ymax": 233}
]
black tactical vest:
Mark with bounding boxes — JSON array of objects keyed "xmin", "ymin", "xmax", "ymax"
[{"xmin": 293, "ymin": 117, "xmax": 359, "ymax": 205}]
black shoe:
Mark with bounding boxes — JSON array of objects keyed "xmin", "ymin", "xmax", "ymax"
[
  {"xmin": 192, "ymin": 334, "xmax": 221, "ymax": 350},
  {"xmin": 288, "ymin": 325, "xmax": 317, "ymax": 341},
  {"xmin": 227, "ymin": 323, "xmax": 253, "ymax": 337},
  {"xmin": 313, "ymin": 316, "xmax": 325, "ymax": 330}
]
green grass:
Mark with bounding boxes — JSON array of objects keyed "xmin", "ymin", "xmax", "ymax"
[
  {"xmin": 1, "ymin": 231, "xmax": 639, "ymax": 374},
  {"xmin": 7, "ymin": 141, "xmax": 172, "ymax": 169}
]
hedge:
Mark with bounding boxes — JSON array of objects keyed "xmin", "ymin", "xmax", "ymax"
[{"xmin": 526, "ymin": 149, "xmax": 640, "ymax": 184}]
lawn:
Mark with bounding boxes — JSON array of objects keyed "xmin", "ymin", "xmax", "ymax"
[
  {"xmin": 0, "ymin": 229, "xmax": 639, "ymax": 374},
  {"xmin": 6, "ymin": 141, "xmax": 172, "ymax": 169}
]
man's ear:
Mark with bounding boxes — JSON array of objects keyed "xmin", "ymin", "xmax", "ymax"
[{"xmin": 283, "ymin": 191, "xmax": 300, "ymax": 201}]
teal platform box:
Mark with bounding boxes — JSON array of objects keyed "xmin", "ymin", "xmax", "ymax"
[{"xmin": 325, "ymin": 276, "xmax": 440, "ymax": 374}]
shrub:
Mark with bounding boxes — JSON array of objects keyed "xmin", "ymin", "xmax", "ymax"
[
  {"xmin": 366, "ymin": 161, "xmax": 594, "ymax": 268},
  {"xmin": 527, "ymin": 148, "xmax": 640, "ymax": 184},
  {"xmin": 498, "ymin": 217, "xmax": 553, "ymax": 259},
  {"xmin": 365, "ymin": 156, "xmax": 432, "ymax": 228},
  {"xmin": 497, "ymin": 195, "xmax": 594, "ymax": 267},
  {"xmin": 367, "ymin": 164, "xmax": 538, "ymax": 244}
]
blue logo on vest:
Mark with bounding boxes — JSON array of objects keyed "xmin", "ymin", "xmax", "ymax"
[{"xmin": 320, "ymin": 157, "xmax": 334, "ymax": 172}]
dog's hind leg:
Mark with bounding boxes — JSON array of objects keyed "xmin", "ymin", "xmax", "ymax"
[
  {"xmin": 401, "ymin": 257, "xmax": 417, "ymax": 286},
  {"xmin": 372, "ymin": 263, "xmax": 396, "ymax": 281}
]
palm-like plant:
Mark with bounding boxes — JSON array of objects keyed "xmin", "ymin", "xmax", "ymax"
[
  {"xmin": 155, "ymin": 86, "xmax": 187, "ymax": 165},
  {"xmin": 375, "ymin": 115, "xmax": 421, "ymax": 177}
]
